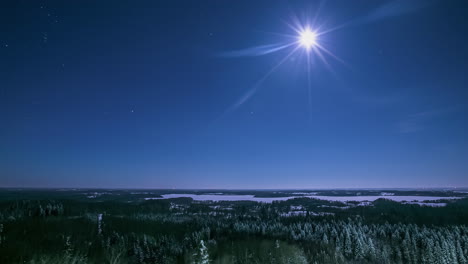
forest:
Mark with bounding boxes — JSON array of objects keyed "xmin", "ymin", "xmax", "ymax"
[{"xmin": 0, "ymin": 189, "xmax": 467, "ymax": 263}]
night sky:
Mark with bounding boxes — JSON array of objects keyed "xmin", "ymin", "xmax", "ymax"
[{"xmin": 1, "ymin": 0, "xmax": 468, "ymax": 189}]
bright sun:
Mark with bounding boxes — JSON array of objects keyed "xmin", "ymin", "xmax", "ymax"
[{"xmin": 298, "ymin": 28, "xmax": 317, "ymax": 50}]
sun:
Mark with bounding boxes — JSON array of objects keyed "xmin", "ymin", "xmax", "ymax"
[{"xmin": 298, "ymin": 28, "xmax": 317, "ymax": 50}]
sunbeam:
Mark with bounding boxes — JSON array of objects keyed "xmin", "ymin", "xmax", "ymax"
[
  {"xmin": 218, "ymin": 42, "xmax": 296, "ymax": 58},
  {"xmin": 221, "ymin": 46, "xmax": 301, "ymax": 117}
]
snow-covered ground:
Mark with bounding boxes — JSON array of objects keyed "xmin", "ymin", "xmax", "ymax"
[
  {"xmin": 402, "ymin": 202, "xmax": 447, "ymax": 207},
  {"xmin": 85, "ymin": 192, "xmax": 112, "ymax": 198},
  {"xmin": 291, "ymin": 192, "xmax": 318, "ymax": 195},
  {"xmin": 280, "ymin": 211, "xmax": 308, "ymax": 217},
  {"xmin": 144, "ymin": 194, "xmax": 462, "ymax": 203}
]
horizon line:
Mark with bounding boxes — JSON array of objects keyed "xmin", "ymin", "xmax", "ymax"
[{"xmin": 1, "ymin": 186, "xmax": 467, "ymax": 191}]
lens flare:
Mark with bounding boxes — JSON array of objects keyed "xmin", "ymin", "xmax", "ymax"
[{"xmin": 220, "ymin": 12, "xmax": 346, "ymax": 118}]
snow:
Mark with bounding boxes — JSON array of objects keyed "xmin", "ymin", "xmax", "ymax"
[
  {"xmin": 144, "ymin": 194, "xmax": 461, "ymax": 203},
  {"xmin": 280, "ymin": 211, "xmax": 334, "ymax": 217},
  {"xmin": 97, "ymin": 214, "xmax": 103, "ymax": 234},
  {"xmin": 145, "ymin": 194, "xmax": 284, "ymax": 202},
  {"xmin": 311, "ymin": 196, "xmax": 460, "ymax": 202},
  {"xmin": 169, "ymin": 203, "xmax": 188, "ymax": 210},
  {"xmin": 85, "ymin": 192, "xmax": 112, "ymax": 198},
  {"xmin": 280, "ymin": 211, "xmax": 308, "ymax": 217},
  {"xmin": 319, "ymin": 205, "xmax": 350, "ymax": 209},
  {"xmin": 290, "ymin": 205, "xmax": 305, "ymax": 210},
  {"xmin": 402, "ymin": 202, "xmax": 447, "ymax": 207}
]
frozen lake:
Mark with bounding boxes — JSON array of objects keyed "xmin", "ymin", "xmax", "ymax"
[{"xmin": 145, "ymin": 194, "xmax": 462, "ymax": 203}]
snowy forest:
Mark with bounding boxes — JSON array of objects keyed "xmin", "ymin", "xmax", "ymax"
[{"xmin": 0, "ymin": 189, "xmax": 467, "ymax": 263}]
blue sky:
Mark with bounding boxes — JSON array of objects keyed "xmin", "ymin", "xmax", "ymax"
[{"xmin": 1, "ymin": 0, "xmax": 467, "ymax": 188}]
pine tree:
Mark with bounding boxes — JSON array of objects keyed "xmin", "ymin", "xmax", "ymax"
[
  {"xmin": 322, "ymin": 233, "xmax": 329, "ymax": 244},
  {"xmin": 0, "ymin": 223, "xmax": 3, "ymax": 245},
  {"xmin": 456, "ymin": 240, "xmax": 467, "ymax": 264},
  {"xmin": 367, "ymin": 237, "xmax": 377, "ymax": 260},
  {"xmin": 353, "ymin": 236, "xmax": 365, "ymax": 261},
  {"xmin": 344, "ymin": 229, "xmax": 353, "ymax": 258},
  {"xmin": 194, "ymin": 240, "xmax": 210, "ymax": 264},
  {"xmin": 402, "ymin": 230, "xmax": 412, "ymax": 264}
]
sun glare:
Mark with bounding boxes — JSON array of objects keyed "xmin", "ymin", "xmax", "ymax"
[{"xmin": 298, "ymin": 28, "xmax": 317, "ymax": 50}]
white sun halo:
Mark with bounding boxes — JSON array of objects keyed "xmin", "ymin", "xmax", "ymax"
[{"xmin": 298, "ymin": 28, "xmax": 317, "ymax": 50}]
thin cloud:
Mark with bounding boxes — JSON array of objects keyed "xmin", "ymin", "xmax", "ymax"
[
  {"xmin": 322, "ymin": 0, "xmax": 437, "ymax": 34},
  {"xmin": 397, "ymin": 107, "xmax": 458, "ymax": 133},
  {"xmin": 353, "ymin": 94, "xmax": 407, "ymax": 106},
  {"xmin": 364, "ymin": 0, "xmax": 436, "ymax": 23}
]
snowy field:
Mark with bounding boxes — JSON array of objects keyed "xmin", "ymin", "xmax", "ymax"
[{"xmin": 144, "ymin": 194, "xmax": 461, "ymax": 203}]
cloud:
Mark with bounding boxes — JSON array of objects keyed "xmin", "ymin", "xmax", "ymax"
[
  {"xmin": 397, "ymin": 107, "xmax": 457, "ymax": 133},
  {"xmin": 363, "ymin": 0, "xmax": 436, "ymax": 23},
  {"xmin": 398, "ymin": 118, "xmax": 425, "ymax": 133},
  {"xmin": 353, "ymin": 94, "xmax": 407, "ymax": 106},
  {"xmin": 327, "ymin": 0, "xmax": 437, "ymax": 32}
]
